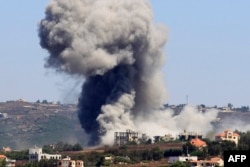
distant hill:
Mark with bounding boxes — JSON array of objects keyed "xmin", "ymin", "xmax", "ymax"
[
  {"xmin": 1, "ymin": 101, "xmax": 250, "ymax": 150},
  {"xmin": 0, "ymin": 101, "xmax": 87, "ymax": 150}
]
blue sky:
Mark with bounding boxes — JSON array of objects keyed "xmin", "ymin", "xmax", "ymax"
[{"xmin": 0, "ymin": 1, "xmax": 250, "ymax": 107}]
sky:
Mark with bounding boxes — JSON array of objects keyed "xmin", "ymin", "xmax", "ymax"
[{"xmin": 0, "ymin": 0, "xmax": 250, "ymax": 107}]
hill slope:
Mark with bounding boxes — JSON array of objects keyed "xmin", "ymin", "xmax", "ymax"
[{"xmin": 0, "ymin": 101, "xmax": 87, "ymax": 150}]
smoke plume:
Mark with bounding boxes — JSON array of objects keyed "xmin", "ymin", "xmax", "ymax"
[{"xmin": 39, "ymin": 0, "xmax": 167, "ymax": 145}]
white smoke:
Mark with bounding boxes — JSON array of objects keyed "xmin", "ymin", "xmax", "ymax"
[{"xmin": 133, "ymin": 105, "xmax": 219, "ymax": 142}]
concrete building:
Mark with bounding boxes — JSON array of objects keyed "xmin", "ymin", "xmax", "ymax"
[
  {"xmin": 215, "ymin": 129, "xmax": 240, "ymax": 146},
  {"xmin": 29, "ymin": 146, "xmax": 61, "ymax": 162},
  {"xmin": 114, "ymin": 129, "xmax": 139, "ymax": 146},
  {"xmin": 188, "ymin": 157, "xmax": 224, "ymax": 167},
  {"xmin": 154, "ymin": 134, "xmax": 175, "ymax": 143},
  {"xmin": 168, "ymin": 155, "xmax": 198, "ymax": 164},
  {"xmin": 179, "ymin": 130, "xmax": 203, "ymax": 141},
  {"xmin": 57, "ymin": 156, "xmax": 84, "ymax": 167}
]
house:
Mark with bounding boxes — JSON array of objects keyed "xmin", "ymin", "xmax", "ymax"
[
  {"xmin": 0, "ymin": 154, "xmax": 16, "ymax": 167},
  {"xmin": 0, "ymin": 155, "xmax": 6, "ymax": 160},
  {"xmin": 154, "ymin": 134, "xmax": 175, "ymax": 143},
  {"xmin": 190, "ymin": 138, "xmax": 207, "ymax": 149},
  {"xmin": 179, "ymin": 130, "xmax": 203, "ymax": 141},
  {"xmin": 29, "ymin": 146, "xmax": 61, "ymax": 162},
  {"xmin": 215, "ymin": 130, "xmax": 240, "ymax": 146},
  {"xmin": 57, "ymin": 156, "xmax": 84, "ymax": 167},
  {"xmin": 114, "ymin": 129, "xmax": 139, "ymax": 145},
  {"xmin": 104, "ymin": 155, "xmax": 114, "ymax": 163},
  {"xmin": 188, "ymin": 157, "xmax": 224, "ymax": 167},
  {"xmin": 162, "ymin": 134, "xmax": 175, "ymax": 141},
  {"xmin": 168, "ymin": 155, "xmax": 198, "ymax": 164},
  {"xmin": 2, "ymin": 147, "xmax": 11, "ymax": 152}
]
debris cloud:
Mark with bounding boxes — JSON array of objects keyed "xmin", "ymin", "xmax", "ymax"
[{"xmin": 39, "ymin": 0, "xmax": 167, "ymax": 145}]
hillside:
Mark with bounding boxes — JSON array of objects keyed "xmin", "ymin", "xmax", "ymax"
[
  {"xmin": 0, "ymin": 101, "xmax": 87, "ymax": 150},
  {"xmin": 1, "ymin": 101, "xmax": 250, "ymax": 150}
]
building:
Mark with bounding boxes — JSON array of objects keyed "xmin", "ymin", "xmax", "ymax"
[
  {"xmin": 179, "ymin": 130, "xmax": 203, "ymax": 141},
  {"xmin": 190, "ymin": 138, "xmax": 207, "ymax": 149},
  {"xmin": 168, "ymin": 155, "xmax": 198, "ymax": 164},
  {"xmin": 114, "ymin": 129, "xmax": 139, "ymax": 145},
  {"xmin": 29, "ymin": 146, "xmax": 61, "ymax": 162},
  {"xmin": 2, "ymin": 147, "xmax": 11, "ymax": 152},
  {"xmin": 0, "ymin": 154, "xmax": 16, "ymax": 167},
  {"xmin": 154, "ymin": 134, "xmax": 175, "ymax": 143},
  {"xmin": 0, "ymin": 155, "xmax": 7, "ymax": 160},
  {"xmin": 57, "ymin": 156, "xmax": 84, "ymax": 167},
  {"xmin": 162, "ymin": 134, "xmax": 175, "ymax": 141},
  {"xmin": 188, "ymin": 157, "xmax": 224, "ymax": 167},
  {"xmin": 215, "ymin": 130, "xmax": 240, "ymax": 146},
  {"xmin": 0, "ymin": 113, "xmax": 8, "ymax": 119}
]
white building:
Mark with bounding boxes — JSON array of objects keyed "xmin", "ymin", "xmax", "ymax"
[
  {"xmin": 189, "ymin": 157, "xmax": 224, "ymax": 167},
  {"xmin": 168, "ymin": 156, "xmax": 198, "ymax": 163},
  {"xmin": 57, "ymin": 156, "xmax": 84, "ymax": 167},
  {"xmin": 29, "ymin": 146, "xmax": 61, "ymax": 162},
  {"xmin": 215, "ymin": 129, "xmax": 240, "ymax": 146}
]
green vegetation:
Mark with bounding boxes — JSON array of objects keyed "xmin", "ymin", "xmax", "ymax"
[
  {"xmin": 22, "ymin": 159, "xmax": 57, "ymax": 167},
  {"xmin": 237, "ymin": 131, "xmax": 250, "ymax": 150},
  {"xmin": 4, "ymin": 150, "xmax": 29, "ymax": 160},
  {"xmin": 170, "ymin": 161, "xmax": 190, "ymax": 167},
  {"xmin": 42, "ymin": 142, "xmax": 83, "ymax": 153},
  {"xmin": 0, "ymin": 159, "xmax": 6, "ymax": 167},
  {"xmin": 164, "ymin": 149, "xmax": 182, "ymax": 157}
]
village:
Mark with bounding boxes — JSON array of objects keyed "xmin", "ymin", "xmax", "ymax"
[{"xmin": 0, "ymin": 128, "xmax": 246, "ymax": 167}]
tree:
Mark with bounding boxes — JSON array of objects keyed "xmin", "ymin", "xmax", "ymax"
[
  {"xmin": 152, "ymin": 147, "xmax": 163, "ymax": 161},
  {"xmin": 164, "ymin": 149, "xmax": 182, "ymax": 157},
  {"xmin": 238, "ymin": 131, "xmax": 250, "ymax": 150},
  {"xmin": 182, "ymin": 142, "xmax": 196, "ymax": 155},
  {"xmin": 0, "ymin": 159, "xmax": 6, "ymax": 167},
  {"xmin": 42, "ymin": 99, "xmax": 48, "ymax": 104},
  {"xmin": 72, "ymin": 143, "xmax": 83, "ymax": 151},
  {"xmin": 241, "ymin": 106, "xmax": 249, "ymax": 112},
  {"xmin": 228, "ymin": 103, "xmax": 233, "ymax": 109},
  {"xmin": 207, "ymin": 141, "xmax": 221, "ymax": 156},
  {"xmin": 42, "ymin": 145, "xmax": 54, "ymax": 154},
  {"xmin": 170, "ymin": 161, "xmax": 190, "ymax": 167},
  {"xmin": 55, "ymin": 142, "xmax": 64, "ymax": 152},
  {"xmin": 220, "ymin": 140, "xmax": 236, "ymax": 152},
  {"xmin": 146, "ymin": 138, "xmax": 152, "ymax": 144},
  {"xmin": 200, "ymin": 104, "xmax": 206, "ymax": 108}
]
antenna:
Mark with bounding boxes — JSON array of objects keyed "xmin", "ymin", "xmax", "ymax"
[{"xmin": 186, "ymin": 95, "xmax": 189, "ymax": 105}]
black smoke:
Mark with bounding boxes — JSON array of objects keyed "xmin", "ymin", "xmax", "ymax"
[{"xmin": 39, "ymin": 0, "xmax": 167, "ymax": 145}]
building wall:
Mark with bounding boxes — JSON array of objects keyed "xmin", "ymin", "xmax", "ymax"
[
  {"xmin": 114, "ymin": 129, "xmax": 139, "ymax": 145},
  {"xmin": 168, "ymin": 156, "xmax": 198, "ymax": 163},
  {"xmin": 189, "ymin": 158, "xmax": 224, "ymax": 167},
  {"xmin": 29, "ymin": 146, "xmax": 61, "ymax": 162},
  {"xmin": 57, "ymin": 160, "xmax": 84, "ymax": 167},
  {"xmin": 215, "ymin": 130, "xmax": 239, "ymax": 146}
]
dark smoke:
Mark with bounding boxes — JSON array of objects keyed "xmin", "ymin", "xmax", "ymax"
[{"xmin": 39, "ymin": 0, "xmax": 167, "ymax": 145}]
